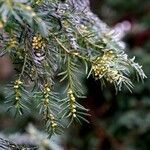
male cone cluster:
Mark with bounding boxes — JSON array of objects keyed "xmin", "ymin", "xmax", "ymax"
[
  {"xmin": 32, "ymin": 35, "xmax": 45, "ymax": 50},
  {"xmin": 43, "ymin": 83, "xmax": 57, "ymax": 129},
  {"xmin": 67, "ymin": 88, "xmax": 77, "ymax": 118},
  {"xmin": 92, "ymin": 50, "xmax": 121, "ymax": 83}
]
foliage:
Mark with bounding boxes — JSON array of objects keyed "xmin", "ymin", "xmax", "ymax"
[
  {"xmin": 62, "ymin": 0, "xmax": 150, "ymax": 150},
  {"xmin": 0, "ymin": 0, "xmax": 146, "ymax": 137}
]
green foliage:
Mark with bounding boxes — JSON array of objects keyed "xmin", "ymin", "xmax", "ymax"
[{"xmin": 0, "ymin": 0, "xmax": 146, "ymax": 137}]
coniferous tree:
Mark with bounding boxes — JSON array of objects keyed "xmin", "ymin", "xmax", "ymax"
[{"xmin": 0, "ymin": 0, "xmax": 146, "ymax": 137}]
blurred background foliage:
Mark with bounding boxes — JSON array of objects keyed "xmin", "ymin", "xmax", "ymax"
[{"xmin": 0, "ymin": 0, "xmax": 150, "ymax": 149}]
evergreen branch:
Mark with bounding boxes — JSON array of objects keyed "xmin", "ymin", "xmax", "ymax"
[
  {"xmin": 58, "ymin": 55, "xmax": 89, "ymax": 125},
  {"xmin": 36, "ymin": 83, "xmax": 63, "ymax": 137},
  {"xmin": 0, "ymin": 0, "xmax": 146, "ymax": 137},
  {"xmin": 53, "ymin": 34, "xmax": 92, "ymax": 63},
  {"xmin": 5, "ymin": 79, "xmax": 29, "ymax": 115}
]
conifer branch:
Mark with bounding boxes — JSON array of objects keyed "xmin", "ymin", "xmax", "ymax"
[{"xmin": 0, "ymin": 0, "xmax": 146, "ymax": 137}]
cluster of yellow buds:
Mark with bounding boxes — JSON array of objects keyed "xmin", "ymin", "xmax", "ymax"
[
  {"xmin": 49, "ymin": 113, "xmax": 57, "ymax": 129},
  {"xmin": 32, "ymin": 34, "xmax": 45, "ymax": 50},
  {"xmin": 92, "ymin": 50, "xmax": 121, "ymax": 83},
  {"xmin": 67, "ymin": 88, "xmax": 77, "ymax": 118},
  {"xmin": 9, "ymin": 37, "xmax": 17, "ymax": 48},
  {"xmin": 105, "ymin": 70, "xmax": 120, "ymax": 83},
  {"xmin": 42, "ymin": 83, "xmax": 57, "ymax": 129},
  {"xmin": 43, "ymin": 83, "xmax": 51, "ymax": 106},
  {"xmin": 102, "ymin": 50, "xmax": 116, "ymax": 60},
  {"xmin": 13, "ymin": 79, "xmax": 23, "ymax": 101}
]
